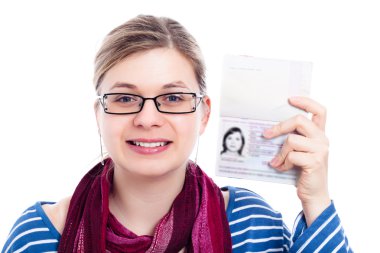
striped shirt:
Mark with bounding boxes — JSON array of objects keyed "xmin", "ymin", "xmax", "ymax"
[{"xmin": 2, "ymin": 186, "xmax": 352, "ymax": 252}]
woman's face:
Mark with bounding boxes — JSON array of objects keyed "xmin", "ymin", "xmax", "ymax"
[
  {"xmin": 225, "ymin": 132, "xmax": 243, "ymax": 153},
  {"xmin": 96, "ymin": 48, "xmax": 210, "ymax": 178}
]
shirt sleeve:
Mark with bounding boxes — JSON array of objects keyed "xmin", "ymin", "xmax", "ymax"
[
  {"xmin": 1, "ymin": 202, "xmax": 60, "ymax": 253},
  {"xmin": 283, "ymin": 201, "xmax": 353, "ymax": 252}
]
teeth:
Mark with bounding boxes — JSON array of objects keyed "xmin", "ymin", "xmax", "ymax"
[{"xmin": 133, "ymin": 141, "xmax": 167, "ymax": 147}]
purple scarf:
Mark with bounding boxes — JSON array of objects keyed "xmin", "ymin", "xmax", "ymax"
[{"xmin": 58, "ymin": 158, "xmax": 232, "ymax": 252}]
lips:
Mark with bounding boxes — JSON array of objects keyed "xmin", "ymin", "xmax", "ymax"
[{"xmin": 126, "ymin": 139, "xmax": 172, "ymax": 155}]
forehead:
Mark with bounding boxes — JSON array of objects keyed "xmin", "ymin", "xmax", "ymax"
[
  {"xmin": 229, "ymin": 132, "xmax": 241, "ymax": 137},
  {"xmin": 100, "ymin": 48, "xmax": 199, "ymax": 93}
]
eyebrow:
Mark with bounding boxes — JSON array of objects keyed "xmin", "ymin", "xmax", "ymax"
[
  {"xmin": 110, "ymin": 81, "xmax": 190, "ymax": 90},
  {"xmin": 111, "ymin": 82, "xmax": 137, "ymax": 90}
]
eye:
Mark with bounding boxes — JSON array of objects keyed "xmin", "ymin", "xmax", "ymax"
[
  {"xmin": 166, "ymin": 94, "xmax": 184, "ymax": 102},
  {"xmin": 115, "ymin": 95, "xmax": 138, "ymax": 103}
]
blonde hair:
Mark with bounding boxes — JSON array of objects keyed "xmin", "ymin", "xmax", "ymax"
[{"xmin": 94, "ymin": 15, "xmax": 206, "ymax": 94}]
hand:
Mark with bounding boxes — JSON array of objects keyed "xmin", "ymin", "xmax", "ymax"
[{"xmin": 263, "ymin": 96, "xmax": 331, "ymax": 226}]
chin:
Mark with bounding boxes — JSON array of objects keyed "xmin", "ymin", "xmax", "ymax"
[{"xmin": 119, "ymin": 157, "xmax": 187, "ymax": 178}]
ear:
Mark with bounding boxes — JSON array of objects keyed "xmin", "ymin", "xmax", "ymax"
[
  {"xmin": 94, "ymin": 99, "xmax": 101, "ymax": 130},
  {"xmin": 199, "ymin": 95, "xmax": 211, "ymax": 135}
]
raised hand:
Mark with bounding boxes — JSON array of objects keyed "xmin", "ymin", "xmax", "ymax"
[{"xmin": 263, "ymin": 96, "xmax": 331, "ymax": 226}]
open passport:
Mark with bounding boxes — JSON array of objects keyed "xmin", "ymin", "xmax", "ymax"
[{"xmin": 216, "ymin": 55, "xmax": 312, "ymax": 185}]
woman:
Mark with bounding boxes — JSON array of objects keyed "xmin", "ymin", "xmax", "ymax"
[
  {"xmin": 2, "ymin": 15, "xmax": 352, "ymax": 252},
  {"xmin": 220, "ymin": 127, "xmax": 245, "ymax": 157}
]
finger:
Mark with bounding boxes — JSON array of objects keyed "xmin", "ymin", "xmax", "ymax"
[
  {"xmin": 270, "ymin": 134, "xmax": 320, "ymax": 168},
  {"xmin": 264, "ymin": 114, "xmax": 323, "ymax": 139},
  {"xmin": 277, "ymin": 152, "xmax": 296, "ymax": 171},
  {"xmin": 278, "ymin": 151, "xmax": 312, "ymax": 171},
  {"xmin": 288, "ymin": 96, "xmax": 327, "ymax": 131}
]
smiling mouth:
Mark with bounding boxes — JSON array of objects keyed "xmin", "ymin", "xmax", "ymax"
[{"xmin": 127, "ymin": 141, "xmax": 171, "ymax": 148}]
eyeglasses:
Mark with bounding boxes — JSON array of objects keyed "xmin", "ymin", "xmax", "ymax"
[{"xmin": 97, "ymin": 92, "xmax": 204, "ymax": 114}]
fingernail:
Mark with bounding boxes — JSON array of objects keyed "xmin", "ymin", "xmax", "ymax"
[
  {"xmin": 290, "ymin": 96, "xmax": 301, "ymax": 102},
  {"xmin": 270, "ymin": 156, "xmax": 279, "ymax": 167},
  {"xmin": 263, "ymin": 129, "xmax": 273, "ymax": 138}
]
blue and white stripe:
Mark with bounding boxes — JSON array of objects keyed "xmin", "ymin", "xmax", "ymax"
[
  {"xmin": 2, "ymin": 204, "xmax": 59, "ymax": 253},
  {"xmin": 2, "ymin": 188, "xmax": 352, "ymax": 252},
  {"xmin": 226, "ymin": 186, "xmax": 352, "ymax": 252}
]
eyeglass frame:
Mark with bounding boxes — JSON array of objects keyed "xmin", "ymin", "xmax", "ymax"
[{"xmin": 96, "ymin": 92, "xmax": 205, "ymax": 115}]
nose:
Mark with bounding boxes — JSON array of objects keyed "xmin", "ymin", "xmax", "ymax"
[{"xmin": 133, "ymin": 99, "xmax": 165, "ymax": 129}]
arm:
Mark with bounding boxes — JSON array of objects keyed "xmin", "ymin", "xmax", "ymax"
[
  {"xmin": 263, "ymin": 97, "xmax": 352, "ymax": 251},
  {"xmin": 286, "ymin": 201, "xmax": 352, "ymax": 252}
]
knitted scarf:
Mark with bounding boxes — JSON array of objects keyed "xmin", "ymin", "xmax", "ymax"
[{"xmin": 58, "ymin": 158, "xmax": 232, "ymax": 252}]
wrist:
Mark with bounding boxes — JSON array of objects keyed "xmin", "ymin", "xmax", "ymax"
[{"xmin": 301, "ymin": 194, "xmax": 331, "ymax": 227}]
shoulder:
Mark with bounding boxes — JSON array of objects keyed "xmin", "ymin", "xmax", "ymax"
[
  {"xmin": 42, "ymin": 195, "xmax": 71, "ymax": 235},
  {"xmin": 223, "ymin": 186, "xmax": 284, "ymax": 228},
  {"xmin": 223, "ymin": 186, "xmax": 281, "ymax": 216},
  {"xmin": 2, "ymin": 201, "xmax": 63, "ymax": 252},
  {"xmin": 223, "ymin": 186, "xmax": 288, "ymax": 250}
]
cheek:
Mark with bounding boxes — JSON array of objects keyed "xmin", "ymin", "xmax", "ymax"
[
  {"xmin": 172, "ymin": 115, "xmax": 200, "ymax": 149},
  {"xmin": 100, "ymin": 116, "xmax": 129, "ymax": 149}
]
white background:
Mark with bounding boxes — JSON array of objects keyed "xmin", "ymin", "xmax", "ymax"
[{"xmin": 1, "ymin": 1, "xmax": 379, "ymax": 251}]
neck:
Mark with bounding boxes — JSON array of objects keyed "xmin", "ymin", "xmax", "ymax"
[{"xmin": 109, "ymin": 161, "xmax": 188, "ymax": 236}]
